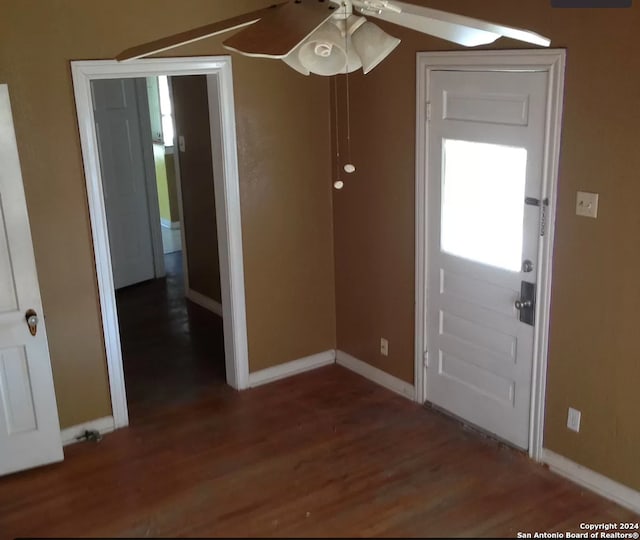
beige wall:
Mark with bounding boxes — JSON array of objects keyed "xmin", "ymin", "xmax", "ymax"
[
  {"xmin": 171, "ymin": 75, "xmax": 221, "ymax": 303},
  {"xmin": 0, "ymin": 0, "xmax": 336, "ymax": 428},
  {"xmin": 333, "ymin": 0, "xmax": 640, "ymax": 490}
]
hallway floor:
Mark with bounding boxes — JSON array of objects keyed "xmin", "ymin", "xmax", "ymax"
[{"xmin": 115, "ymin": 251, "xmax": 225, "ymax": 421}]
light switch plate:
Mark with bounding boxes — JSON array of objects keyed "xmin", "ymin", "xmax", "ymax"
[{"xmin": 576, "ymin": 191, "xmax": 599, "ymax": 218}]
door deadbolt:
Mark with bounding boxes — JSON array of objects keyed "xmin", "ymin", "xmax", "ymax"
[
  {"xmin": 515, "ymin": 282, "xmax": 536, "ymax": 326},
  {"xmin": 25, "ymin": 309, "xmax": 38, "ymax": 336},
  {"xmin": 515, "ymin": 299, "xmax": 533, "ymax": 310}
]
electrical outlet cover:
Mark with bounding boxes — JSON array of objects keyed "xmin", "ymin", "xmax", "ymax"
[
  {"xmin": 567, "ymin": 407, "xmax": 581, "ymax": 432},
  {"xmin": 380, "ymin": 338, "xmax": 389, "ymax": 357}
]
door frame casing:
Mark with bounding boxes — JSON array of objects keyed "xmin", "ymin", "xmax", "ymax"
[
  {"xmin": 414, "ymin": 49, "xmax": 566, "ymax": 460},
  {"xmin": 72, "ymin": 57, "xmax": 250, "ymax": 429}
]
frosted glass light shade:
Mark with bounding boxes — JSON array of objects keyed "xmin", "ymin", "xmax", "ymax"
[
  {"xmin": 351, "ymin": 22, "xmax": 401, "ymax": 74},
  {"xmin": 283, "ymin": 47, "xmax": 310, "ymax": 76},
  {"xmin": 337, "ymin": 17, "xmax": 364, "ymax": 73},
  {"xmin": 285, "ymin": 38, "xmax": 358, "ymax": 75},
  {"xmin": 345, "ymin": 37, "xmax": 362, "ymax": 73},
  {"xmin": 298, "ymin": 21, "xmax": 348, "ymax": 76}
]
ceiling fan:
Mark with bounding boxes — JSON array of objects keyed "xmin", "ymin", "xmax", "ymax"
[{"xmin": 117, "ymin": 0, "xmax": 551, "ymax": 76}]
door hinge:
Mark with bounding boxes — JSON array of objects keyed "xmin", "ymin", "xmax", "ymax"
[
  {"xmin": 423, "ymin": 350, "xmax": 429, "ymax": 368},
  {"xmin": 426, "ymin": 102, "xmax": 431, "ymax": 121}
]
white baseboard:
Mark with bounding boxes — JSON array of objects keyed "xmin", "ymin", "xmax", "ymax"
[
  {"xmin": 61, "ymin": 416, "xmax": 115, "ymax": 446},
  {"xmin": 336, "ymin": 350, "xmax": 416, "ymax": 401},
  {"xmin": 542, "ymin": 449, "xmax": 640, "ymax": 514},
  {"xmin": 160, "ymin": 218, "xmax": 180, "ymax": 230},
  {"xmin": 248, "ymin": 350, "xmax": 336, "ymax": 388},
  {"xmin": 186, "ymin": 288, "xmax": 223, "ymax": 317}
]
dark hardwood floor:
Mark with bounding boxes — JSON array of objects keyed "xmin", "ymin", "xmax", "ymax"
[
  {"xmin": 1, "ymin": 362, "xmax": 637, "ymax": 538},
  {"xmin": 115, "ymin": 251, "xmax": 226, "ymax": 421}
]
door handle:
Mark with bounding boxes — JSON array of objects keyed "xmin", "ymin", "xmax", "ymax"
[{"xmin": 25, "ymin": 309, "xmax": 39, "ymax": 336}]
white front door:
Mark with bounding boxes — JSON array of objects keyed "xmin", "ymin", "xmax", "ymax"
[
  {"xmin": 0, "ymin": 85, "xmax": 63, "ymax": 475},
  {"xmin": 92, "ymin": 78, "xmax": 157, "ymax": 289},
  {"xmin": 425, "ymin": 70, "xmax": 548, "ymax": 449}
]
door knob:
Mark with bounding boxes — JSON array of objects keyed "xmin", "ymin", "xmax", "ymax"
[
  {"xmin": 25, "ymin": 309, "xmax": 38, "ymax": 336},
  {"xmin": 515, "ymin": 299, "xmax": 533, "ymax": 310}
]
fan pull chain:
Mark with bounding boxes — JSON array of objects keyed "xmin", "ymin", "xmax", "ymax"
[
  {"xmin": 343, "ymin": 17, "xmax": 355, "ymax": 176},
  {"xmin": 333, "ymin": 3, "xmax": 356, "ymax": 191},
  {"xmin": 333, "ymin": 77, "xmax": 344, "ymax": 190}
]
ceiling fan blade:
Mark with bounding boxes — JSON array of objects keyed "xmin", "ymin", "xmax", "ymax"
[
  {"xmin": 116, "ymin": 2, "xmax": 287, "ymax": 61},
  {"xmin": 223, "ymin": 0, "xmax": 339, "ymax": 59},
  {"xmin": 354, "ymin": 1, "xmax": 550, "ymax": 48}
]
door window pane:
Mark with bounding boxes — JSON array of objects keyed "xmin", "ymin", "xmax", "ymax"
[{"xmin": 441, "ymin": 139, "xmax": 527, "ymax": 271}]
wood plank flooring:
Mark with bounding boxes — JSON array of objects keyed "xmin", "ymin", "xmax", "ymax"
[
  {"xmin": 116, "ymin": 251, "xmax": 226, "ymax": 420},
  {"xmin": 0, "ymin": 365, "xmax": 637, "ymax": 538}
]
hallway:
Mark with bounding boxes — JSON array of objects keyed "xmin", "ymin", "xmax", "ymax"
[{"xmin": 115, "ymin": 251, "xmax": 226, "ymax": 421}]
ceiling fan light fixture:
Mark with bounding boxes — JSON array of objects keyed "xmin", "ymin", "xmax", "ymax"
[
  {"xmin": 298, "ymin": 21, "xmax": 348, "ymax": 76},
  {"xmin": 345, "ymin": 36, "xmax": 363, "ymax": 73},
  {"xmin": 283, "ymin": 47, "xmax": 310, "ymax": 76},
  {"xmin": 333, "ymin": 17, "xmax": 365, "ymax": 73},
  {"xmin": 344, "ymin": 14, "xmax": 367, "ymax": 36},
  {"xmin": 351, "ymin": 21, "xmax": 401, "ymax": 74}
]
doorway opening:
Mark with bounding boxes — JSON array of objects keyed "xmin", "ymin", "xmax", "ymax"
[
  {"xmin": 72, "ymin": 58, "xmax": 250, "ymax": 430},
  {"xmin": 91, "ymin": 72, "xmax": 226, "ymax": 419},
  {"xmin": 414, "ymin": 50, "xmax": 566, "ymax": 460}
]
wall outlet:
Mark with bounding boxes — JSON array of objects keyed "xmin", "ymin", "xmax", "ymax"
[
  {"xmin": 576, "ymin": 191, "xmax": 599, "ymax": 218},
  {"xmin": 567, "ymin": 407, "xmax": 581, "ymax": 432},
  {"xmin": 380, "ymin": 338, "xmax": 389, "ymax": 357}
]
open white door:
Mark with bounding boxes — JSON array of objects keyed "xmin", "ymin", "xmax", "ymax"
[
  {"xmin": 92, "ymin": 78, "xmax": 162, "ymax": 290},
  {"xmin": 0, "ymin": 85, "xmax": 63, "ymax": 476}
]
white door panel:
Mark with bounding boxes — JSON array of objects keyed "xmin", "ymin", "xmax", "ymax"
[
  {"xmin": 440, "ymin": 267, "xmax": 521, "ymax": 316},
  {"xmin": 0, "ymin": 85, "xmax": 63, "ymax": 476},
  {"xmin": 92, "ymin": 78, "xmax": 155, "ymax": 290},
  {"xmin": 426, "ymin": 70, "xmax": 548, "ymax": 449},
  {"xmin": 443, "ymin": 90, "xmax": 531, "ymax": 126}
]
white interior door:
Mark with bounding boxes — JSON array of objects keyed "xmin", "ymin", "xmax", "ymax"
[
  {"xmin": 425, "ymin": 69, "xmax": 548, "ymax": 449},
  {"xmin": 0, "ymin": 85, "xmax": 63, "ymax": 475},
  {"xmin": 92, "ymin": 78, "xmax": 157, "ymax": 289}
]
